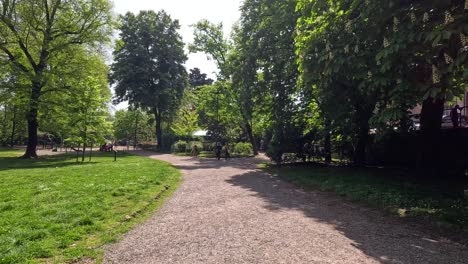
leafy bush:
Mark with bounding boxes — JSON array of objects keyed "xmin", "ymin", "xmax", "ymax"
[
  {"xmin": 233, "ymin": 142, "xmax": 253, "ymax": 156},
  {"xmin": 266, "ymin": 134, "xmax": 283, "ymax": 164},
  {"xmin": 172, "ymin": 140, "xmax": 187, "ymax": 153}
]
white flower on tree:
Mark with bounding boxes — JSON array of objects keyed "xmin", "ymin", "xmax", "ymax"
[
  {"xmin": 444, "ymin": 11, "xmax": 454, "ymax": 24},
  {"xmin": 432, "ymin": 65, "xmax": 440, "ymax": 84},
  {"xmin": 393, "ymin": 17, "xmax": 399, "ymax": 32},
  {"xmin": 410, "ymin": 12, "xmax": 417, "ymax": 24},
  {"xmin": 460, "ymin": 33, "xmax": 468, "ymax": 46},
  {"xmin": 444, "ymin": 53, "xmax": 454, "ymax": 64},
  {"xmin": 423, "ymin": 12, "xmax": 429, "ymax": 23},
  {"xmin": 345, "ymin": 20, "xmax": 352, "ymax": 33},
  {"xmin": 383, "ymin": 37, "xmax": 390, "ymax": 48}
]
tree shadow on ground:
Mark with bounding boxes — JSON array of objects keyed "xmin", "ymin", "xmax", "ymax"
[
  {"xmin": 225, "ymin": 169, "xmax": 468, "ymax": 264},
  {"xmin": 0, "ymin": 157, "xmax": 99, "ymax": 171},
  {"xmin": 0, "ymin": 151, "xmax": 128, "ymax": 171}
]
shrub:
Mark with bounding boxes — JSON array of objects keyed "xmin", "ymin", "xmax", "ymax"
[
  {"xmin": 172, "ymin": 140, "xmax": 187, "ymax": 153},
  {"xmin": 266, "ymin": 134, "xmax": 283, "ymax": 164},
  {"xmin": 233, "ymin": 142, "xmax": 253, "ymax": 156}
]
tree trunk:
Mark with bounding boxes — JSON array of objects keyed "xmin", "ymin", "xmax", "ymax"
[
  {"xmin": 245, "ymin": 121, "xmax": 258, "ymax": 155},
  {"xmin": 134, "ymin": 111, "xmax": 139, "ymax": 149},
  {"xmin": 419, "ymin": 97, "xmax": 444, "ymax": 169},
  {"xmin": 82, "ymin": 110, "xmax": 88, "ymax": 162},
  {"xmin": 420, "ymin": 97, "xmax": 444, "ymax": 133},
  {"xmin": 354, "ymin": 124, "xmax": 369, "ymax": 165},
  {"xmin": 82, "ymin": 142, "xmax": 86, "ymax": 162},
  {"xmin": 353, "ymin": 105, "xmax": 373, "ymax": 165},
  {"xmin": 10, "ymin": 106, "xmax": 17, "ymax": 148},
  {"xmin": 154, "ymin": 109, "xmax": 163, "ymax": 151},
  {"xmin": 324, "ymin": 119, "xmax": 332, "ymax": 163},
  {"xmin": 22, "ymin": 84, "xmax": 41, "ymax": 158}
]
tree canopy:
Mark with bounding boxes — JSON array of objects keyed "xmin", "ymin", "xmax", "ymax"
[
  {"xmin": 111, "ymin": 10, "xmax": 187, "ymax": 150},
  {"xmin": 0, "ymin": 0, "xmax": 114, "ymax": 157}
]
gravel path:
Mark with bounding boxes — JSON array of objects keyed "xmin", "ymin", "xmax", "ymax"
[{"xmin": 104, "ymin": 152, "xmax": 467, "ymax": 264}]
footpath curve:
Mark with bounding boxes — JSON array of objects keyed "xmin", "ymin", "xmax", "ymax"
[{"xmin": 104, "ymin": 151, "xmax": 467, "ymax": 264}]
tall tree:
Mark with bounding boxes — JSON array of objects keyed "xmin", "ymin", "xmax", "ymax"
[
  {"xmin": 189, "ymin": 20, "xmax": 230, "ymax": 79},
  {"xmin": 111, "ymin": 10, "xmax": 187, "ymax": 150},
  {"xmin": 296, "ymin": 0, "xmax": 468, "ymax": 165},
  {"xmin": 188, "ymin": 68, "xmax": 213, "ymax": 88},
  {"xmin": 38, "ymin": 46, "xmax": 111, "ymax": 147},
  {"xmin": 229, "ymin": 26, "xmax": 262, "ymax": 155},
  {"xmin": 0, "ymin": 0, "xmax": 113, "ymax": 158},
  {"xmin": 296, "ymin": 0, "xmax": 381, "ymax": 164},
  {"xmin": 236, "ymin": 0, "xmax": 300, "ymax": 162},
  {"xmin": 190, "ymin": 19, "xmax": 263, "ymax": 155}
]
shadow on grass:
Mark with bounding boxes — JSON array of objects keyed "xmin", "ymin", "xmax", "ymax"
[
  {"xmin": 225, "ymin": 169, "xmax": 468, "ymax": 264},
  {"xmin": 0, "ymin": 157, "xmax": 96, "ymax": 171},
  {"xmin": 0, "ymin": 151, "xmax": 135, "ymax": 171}
]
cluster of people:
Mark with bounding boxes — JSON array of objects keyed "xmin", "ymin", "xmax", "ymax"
[
  {"xmin": 214, "ymin": 143, "xmax": 230, "ymax": 161},
  {"xmin": 189, "ymin": 142, "xmax": 230, "ymax": 160},
  {"xmin": 100, "ymin": 142, "xmax": 114, "ymax": 152}
]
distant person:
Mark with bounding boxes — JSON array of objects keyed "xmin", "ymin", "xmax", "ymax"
[
  {"xmin": 223, "ymin": 144, "xmax": 230, "ymax": 160},
  {"xmin": 215, "ymin": 142, "xmax": 222, "ymax": 160},
  {"xmin": 450, "ymin": 105, "xmax": 465, "ymax": 128},
  {"xmin": 191, "ymin": 144, "xmax": 199, "ymax": 157}
]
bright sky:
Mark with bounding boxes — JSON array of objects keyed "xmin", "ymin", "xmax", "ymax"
[{"xmin": 111, "ymin": 0, "xmax": 242, "ymax": 78}]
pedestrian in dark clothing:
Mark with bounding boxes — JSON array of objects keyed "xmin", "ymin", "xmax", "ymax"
[
  {"xmin": 223, "ymin": 144, "xmax": 230, "ymax": 160},
  {"xmin": 450, "ymin": 105, "xmax": 465, "ymax": 128},
  {"xmin": 215, "ymin": 143, "xmax": 222, "ymax": 160},
  {"xmin": 191, "ymin": 144, "xmax": 199, "ymax": 157}
]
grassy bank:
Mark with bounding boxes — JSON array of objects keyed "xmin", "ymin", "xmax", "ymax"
[
  {"xmin": 266, "ymin": 165, "xmax": 468, "ymax": 231},
  {"xmin": 0, "ymin": 149, "xmax": 180, "ymax": 263}
]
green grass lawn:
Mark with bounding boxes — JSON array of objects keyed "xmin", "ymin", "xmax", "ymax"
[
  {"xmin": 0, "ymin": 149, "xmax": 180, "ymax": 264},
  {"xmin": 266, "ymin": 165, "xmax": 468, "ymax": 231}
]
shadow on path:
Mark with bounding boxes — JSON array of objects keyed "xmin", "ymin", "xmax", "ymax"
[
  {"xmin": 225, "ymin": 169, "xmax": 468, "ymax": 264},
  {"xmin": 126, "ymin": 150, "xmax": 467, "ymax": 264}
]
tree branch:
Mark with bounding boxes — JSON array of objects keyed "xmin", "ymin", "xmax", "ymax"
[{"xmin": 0, "ymin": 44, "xmax": 33, "ymax": 78}]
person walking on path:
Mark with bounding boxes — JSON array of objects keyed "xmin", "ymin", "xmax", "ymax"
[
  {"xmin": 450, "ymin": 104, "xmax": 465, "ymax": 128},
  {"xmin": 214, "ymin": 142, "xmax": 222, "ymax": 160},
  {"xmin": 223, "ymin": 144, "xmax": 230, "ymax": 160},
  {"xmin": 191, "ymin": 144, "xmax": 199, "ymax": 157}
]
